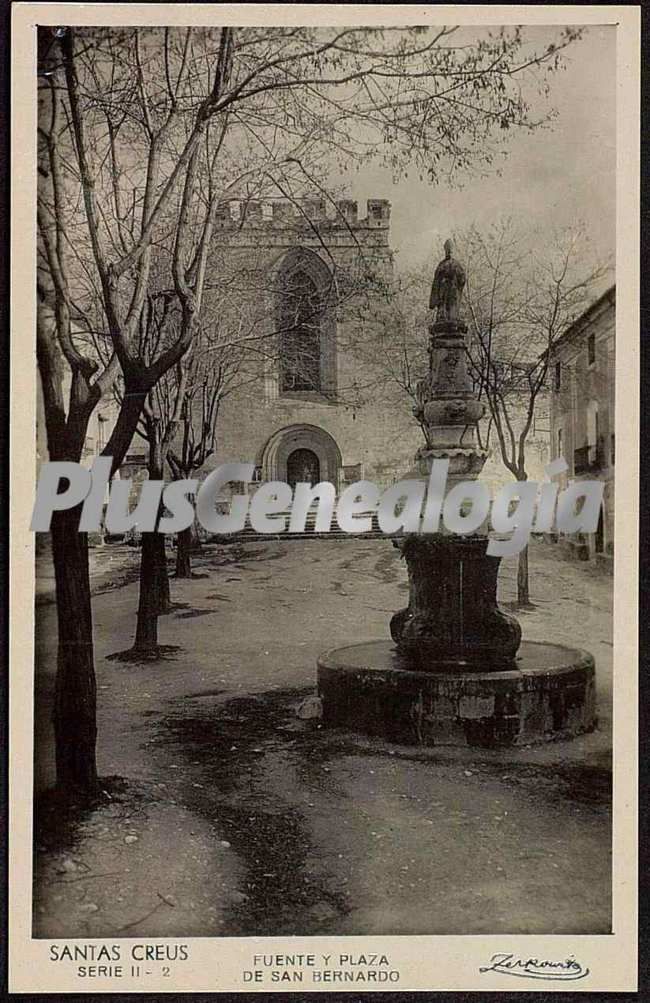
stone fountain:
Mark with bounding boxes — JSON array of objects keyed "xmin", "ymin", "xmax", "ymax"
[{"xmin": 317, "ymin": 240, "xmax": 596, "ymax": 749}]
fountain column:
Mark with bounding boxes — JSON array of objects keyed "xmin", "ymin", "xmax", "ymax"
[{"xmin": 390, "ymin": 238, "xmax": 521, "ymax": 668}]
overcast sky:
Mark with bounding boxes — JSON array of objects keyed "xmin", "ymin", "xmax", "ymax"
[{"xmin": 345, "ymin": 25, "xmax": 615, "ymax": 274}]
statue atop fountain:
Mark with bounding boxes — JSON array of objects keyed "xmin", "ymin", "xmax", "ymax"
[
  {"xmin": 429, "ymin": 237, "xmax": 466, "ymax": 325},
  {"xmin": 413, "ymin": 239, "xmax": 486, "ymax": 483}
]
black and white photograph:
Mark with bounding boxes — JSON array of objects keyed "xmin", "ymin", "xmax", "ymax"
[{"xmin": 8, "ymin": 3, "xmax": 639, "ymax": 994}]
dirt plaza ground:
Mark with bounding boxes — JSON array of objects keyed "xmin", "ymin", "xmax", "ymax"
[{"xmin": 33, "ymin": 537, "xmax": 613, "ymax": 937}]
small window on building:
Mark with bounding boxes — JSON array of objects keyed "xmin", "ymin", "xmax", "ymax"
[
  {"xmin": 587, "ymin": 333, "xmax": 596, "ymax": 366},
  {"xmin": 554, "ymin": 361, "xmax": 561, "ymax": 391},
  {"xmin": 342, "ymin": 463, "xmax": 363, "ymax": 483},
  {"xmin": 557, "ymin": 428, "xmax": 563, "ymax": 460}
]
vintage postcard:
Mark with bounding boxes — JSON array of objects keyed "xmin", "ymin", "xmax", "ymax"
[{"xmin": 9, "ymin": 3, "xmax": 639, "ymax": 993}]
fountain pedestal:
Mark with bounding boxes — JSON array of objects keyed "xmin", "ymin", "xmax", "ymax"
[
  {"xmin": 389, "ymin": 534, "xmax": 521, "ymax": 668},
  {"xmin": 316, "ymin": 239, "xmax": 596, "ymax": 747}
]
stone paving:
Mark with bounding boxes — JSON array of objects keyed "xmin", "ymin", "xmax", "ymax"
[{"xmin": 33, "ymin": 537, "xmax": 612, "ymax": 936}]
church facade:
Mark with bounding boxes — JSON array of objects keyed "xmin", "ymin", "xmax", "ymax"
[{"xmin": 200, "ymin": 196, "xmax": 422, "ymax": 495}]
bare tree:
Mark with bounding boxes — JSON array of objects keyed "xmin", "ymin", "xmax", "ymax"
[
  {"xmin": 37, "ymin": 23, "xmax": 585, "ymax": 791},
  {"xmin": 166, "ymin": 333, "xmax": 252, "ymax": 579},
  {"xmin": 336, "ymin": 266, "xmax": 455, "ymax": 449},
  {"xmin": 462, "ymin": 218, "xmax": 611, "ymax": 605},
  {"xmin": 38, "ymin": 27, "xmax": 245, "ymax": 787}
]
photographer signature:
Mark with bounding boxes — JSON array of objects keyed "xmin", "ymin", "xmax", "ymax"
[{"xmin": 480, "ymin": 953, "xmax": 589, "ymax": 981}]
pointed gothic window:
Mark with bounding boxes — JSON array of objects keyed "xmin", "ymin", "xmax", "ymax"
[{"xmin": 279, "ymin": 268, "xmax": 322, "ymax": 391}]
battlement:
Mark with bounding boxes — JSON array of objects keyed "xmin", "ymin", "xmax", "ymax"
[{"xmin": 213, "ymin": 197, "xmax": 391, "ymax": 230}]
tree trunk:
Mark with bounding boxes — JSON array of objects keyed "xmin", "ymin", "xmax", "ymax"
[
  {"xmin": 517, "ymin": 544, "xmax": 530, "ymax": 606},
  {"xmin": 175, "ymin": 526, "xmax": 193, "ymax": 578},
  {"xmin": 155, "ymin": 531, "xmax": 171, "ymax": 611},
  {"xmin": 50, "ymin": 506, "xmax": 98, "ymax": 791},
  {"xmin": 190, "ymin": 520, "xmax": 203, "ymax": 552},
  {"xmin": 133, "ymin": 531, "xmax": 162, "ymax": 653},
  {"xmin": 102, "ymin": 385, "xmax": 149, "ymax": 477},
  {"xmin": 132, "ymin": 427, "xmax": 170, "ymax": 651}
]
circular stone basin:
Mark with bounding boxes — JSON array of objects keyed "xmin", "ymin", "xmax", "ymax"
[{"xmin": 317, "ymin": 640, "xmax": 596, "ymax": 749}]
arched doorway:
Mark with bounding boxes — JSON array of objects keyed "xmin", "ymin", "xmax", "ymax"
[
  {"xmin": 259, "ymin": 424, "xmax": 341, "ymax": 489},
  {"xmin": 287, "ymin": 448, "xmax": 320, "ymax": 488}
]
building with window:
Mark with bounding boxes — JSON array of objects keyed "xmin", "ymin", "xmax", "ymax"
[
  {"xmin": 547, "ymin": 285, "xmax": 615, "ymax": 560},
  {"xmin": 198, "ymin": 196, "xmax": 423, "ymax": 494}
]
